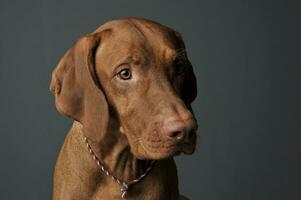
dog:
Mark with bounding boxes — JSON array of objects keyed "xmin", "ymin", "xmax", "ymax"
[{"xmin": 50, "ymin": 17, "xmax": 197, "ymax": 200}]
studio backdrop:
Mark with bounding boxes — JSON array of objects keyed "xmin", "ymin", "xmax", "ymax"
[{"xmin": 0, "ymin": 0, "xmax": 300, "ymax": 200}]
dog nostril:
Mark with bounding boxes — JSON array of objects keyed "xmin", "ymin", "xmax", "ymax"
[
  {"xmin": 169, "ymin": 131, "xmax": 185, "ymax": 141},
  {"xmin": 186, "ymin": 131, "xmax": 195, "ymax": 141}
]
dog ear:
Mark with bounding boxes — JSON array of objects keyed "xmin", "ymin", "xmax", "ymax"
[
  {"xmin": 174, "ymin": 31, "xmax": 197, "ymax": 103},
  {"xmin": 50, "ymin": 31, "xmax": 111, "ymax": 142}
]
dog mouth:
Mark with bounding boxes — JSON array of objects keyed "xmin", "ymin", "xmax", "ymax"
[
  {"xmin": 138, "ymin": 138, "xmax": 195, "ymax": 159},
  {"xmin": 138, "ymin": 140, "xmax": 177, "ymax": 159},
  {"xmin": 121, "ymin": 126, "xmax": 197, "ymax": 159},
  {"xmin": 180, "ymin": 141, "xmax": 196, "ymax": 154}
]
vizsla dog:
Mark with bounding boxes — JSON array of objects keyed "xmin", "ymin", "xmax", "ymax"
[{"xmin": 50, "ymin": 18, "xmax": 197, "ymax": 200}]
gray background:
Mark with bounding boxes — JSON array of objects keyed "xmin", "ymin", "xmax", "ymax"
[{"xmin": 0, "ymin": 0, "xmax": 300, "ymax": 199}]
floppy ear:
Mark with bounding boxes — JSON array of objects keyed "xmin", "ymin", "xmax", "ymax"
[
  {"xmin": 174, "ymin": 31, "xmax": 197, "ymax": 103},
  {"xmin": 50, "ymin": 31, "xmax": 110, "ymax": 142}
]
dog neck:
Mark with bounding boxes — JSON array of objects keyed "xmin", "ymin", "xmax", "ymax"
[
  {"xmin": 90, "ymin": 133, "xmax": 152, "ymax": 182},
  {"xmin": 82, "ymin": 121, "xmax": 150, "ymax": 181},
  {"xmin": 72, "ymin": 121, "xmax": 180, "ymax": 199}
]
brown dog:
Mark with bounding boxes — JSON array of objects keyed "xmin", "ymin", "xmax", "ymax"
[{"xmin": 50, "ymin": 18, "xmax": 197, "ymax": 200}]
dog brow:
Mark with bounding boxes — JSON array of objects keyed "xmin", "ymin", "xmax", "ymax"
[{"xmin": 174, "ymin": 48, "xmax": 187, "ymax": 60}]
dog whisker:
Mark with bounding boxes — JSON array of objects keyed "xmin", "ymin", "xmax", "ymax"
[{"xmin": 175, "ymin": 48, "xmax": 187, "ymax": 58}]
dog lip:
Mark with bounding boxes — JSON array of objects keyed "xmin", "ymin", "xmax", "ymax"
[
  {"xmin": 182, "ymin": 141, "xmax": 192, "ymax": 145},
  {"xmin": 177, "ymin": 139, "xmax": 196, "ymax": 154},
  {"xmin": 180, "ymin": 144, "xmax": 195, "ymax": 154},
  {"xmin": 139, "ymin": 139, "xmax": 180, "ymax": 159}
]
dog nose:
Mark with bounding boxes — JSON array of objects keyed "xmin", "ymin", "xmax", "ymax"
[
  {"xmin": 169, "ymin": 130, "xmax": 186, "ymax": 141},
  {"xmin": 163, "ymin": 115, "xmax": 197, "ymax": 142}
]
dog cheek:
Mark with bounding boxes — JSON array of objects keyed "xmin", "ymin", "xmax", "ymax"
[{"xmin": 131, "ymin": 142, "xmax": 149, "ymax": 160}]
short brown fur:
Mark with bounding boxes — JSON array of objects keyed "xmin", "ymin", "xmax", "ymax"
[{"xmin": 50, "ymin": 18, "xmax": 197, "ymax": 200}]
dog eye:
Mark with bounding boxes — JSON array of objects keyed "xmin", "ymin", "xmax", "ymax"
[
  {"xmin": 174, "ymin": 59, "xmax": 185, "ymax": 75},
  {"xmin": 118, "ymin": 68, "xmax": 132, "ymax": 80}
]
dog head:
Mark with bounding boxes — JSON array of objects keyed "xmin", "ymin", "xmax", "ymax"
[{"xmin": 50, "ymin": 18, "xmax": 197, "ymax": 160}]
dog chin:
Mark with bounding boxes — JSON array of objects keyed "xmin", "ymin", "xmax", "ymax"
[
  {"xmin": 135, "ymin": 151, "xmax": 177, "ymax": 160},
  {"xmin": 133, "ymin": 143, "xmax": 193, "ymax": 160},
  {"xmin": 181, "ymin": 146, "xmax": 195, "ymax": 155}
]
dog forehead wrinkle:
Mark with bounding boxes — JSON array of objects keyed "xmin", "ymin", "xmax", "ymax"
[
  {"xmin": 95, "ymin": 20, "xmax": 180, "ymax": 74},
  {"xmin": 95, "ymin": 37, "xmax": 153, "ymax": 75},
  {"xmin": 96, "ymin": 18, "xmax": 179, "ymax": 48},
  {"xmin": 123, "ymin": 18, "xmax": 179, "ymax": 60},
  {"xmin": 126, "ymin": 19, "xmax": 148, "ymax": 40},
  {"xmin": 129, "ymin": 19, "xmax": 180, "ymax": 51}
]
